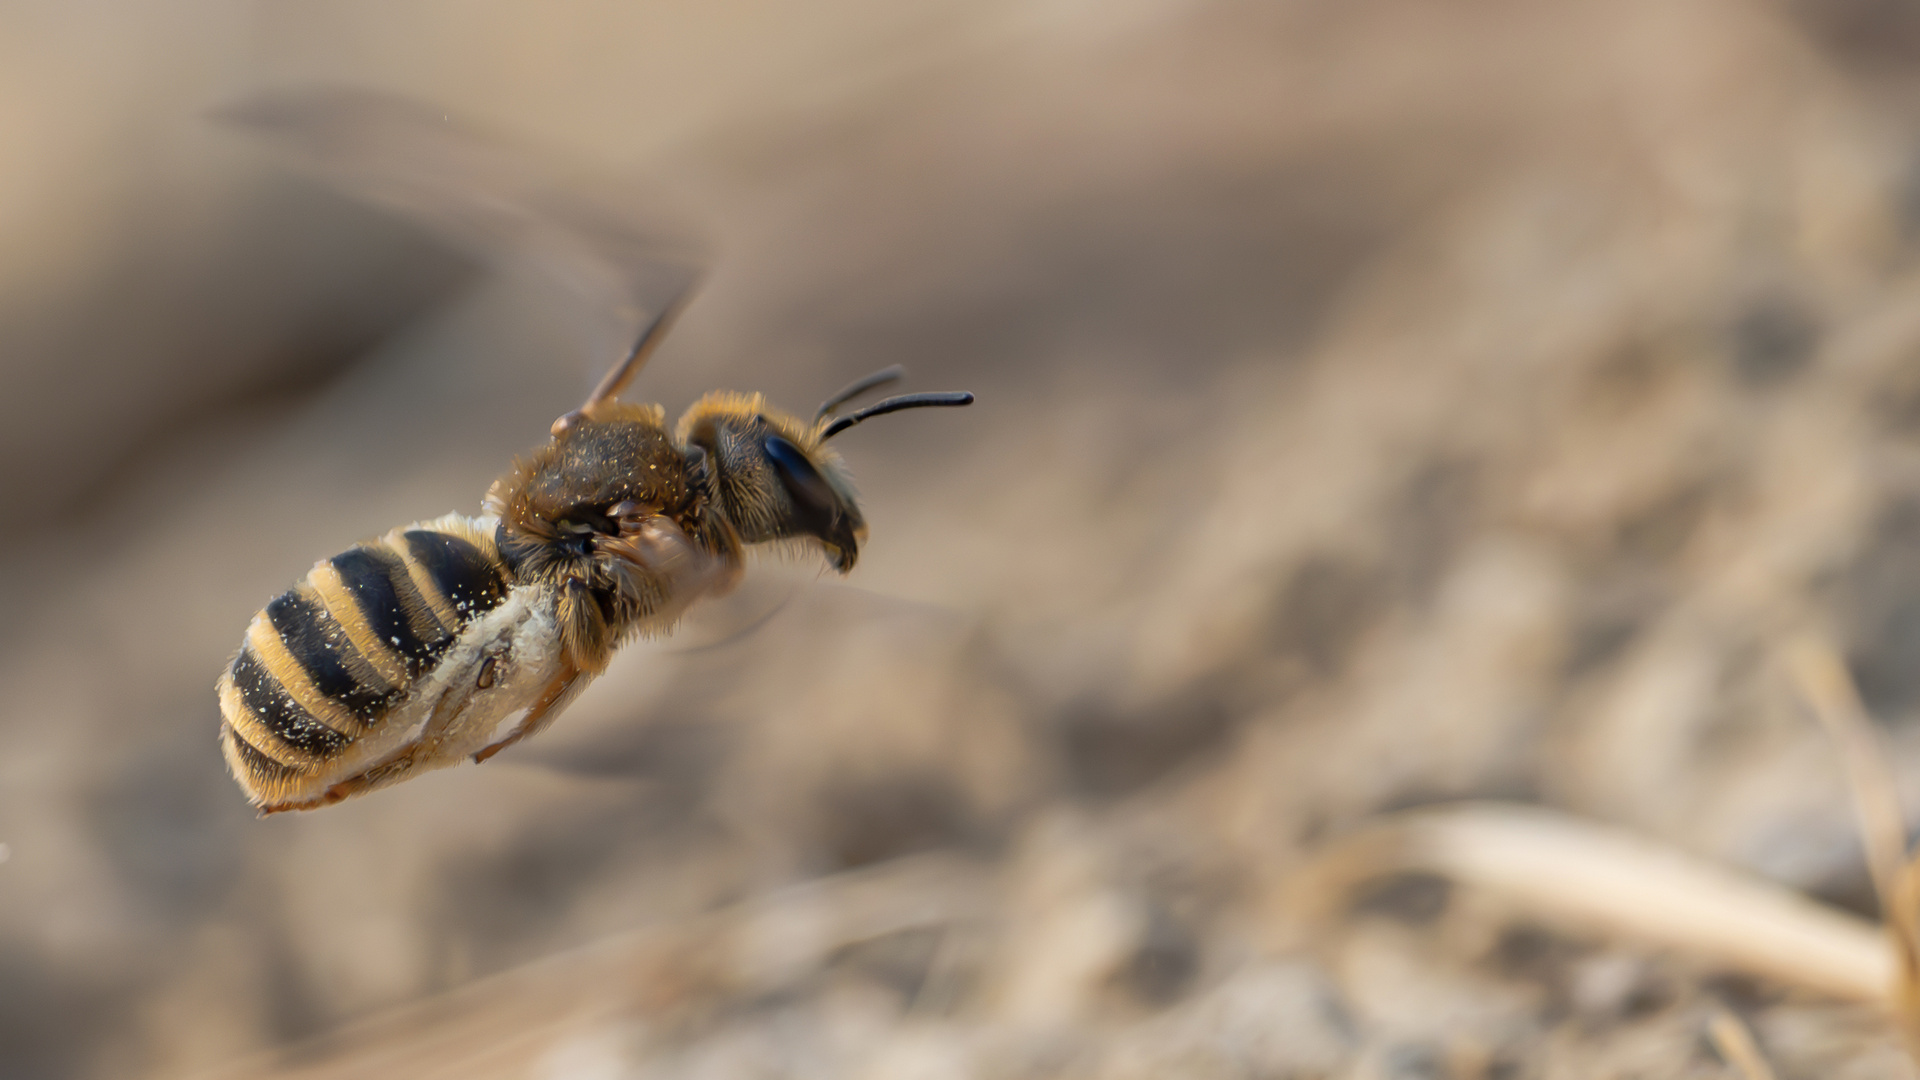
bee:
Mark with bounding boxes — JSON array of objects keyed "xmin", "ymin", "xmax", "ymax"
[{"xmin": 218, "ymin": 284, "xmax": 973, "ymax": 813}]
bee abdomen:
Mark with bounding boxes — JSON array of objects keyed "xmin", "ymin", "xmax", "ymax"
[
  {"xmin": 400, "ymin": 528, "xmax": 508, "ymax": 621},
  {"xmin": 264, "ymin": 588, "xmax": 395, "ymax": 720},
  {"xmin": 328, "ymin": 545, "xmax": 450, "ymax": 675},
  {"xmin": 219, "ymin": 516, "xmax": 510, "ymax": 799},
  {"xmin": 226, "ymin": 649, "xmax": 353, "ymax": 757},
  {"xmin": 220, "ymin": 719, "xmax": 299, "ymax": 795}
]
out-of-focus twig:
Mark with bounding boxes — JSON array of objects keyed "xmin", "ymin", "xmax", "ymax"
[
  {"xmin": 1289, "ymin": 639, "xmax": 1920, "ymax": 1065},
  {"xmin": 1783, "ymin": 640, "xmax": 1909, "ymax": 927},
  {"xmin": 1786, "ymin": 636, "xmax": 1920, "ymax": 1052},
  {"xmin": 1294, "ymin": 803, "xmax": 1893, "ymax": 1004},
  {"xmin": 1707, "ymin": 1006, "xmax": 1779, "ymax": 1080}
]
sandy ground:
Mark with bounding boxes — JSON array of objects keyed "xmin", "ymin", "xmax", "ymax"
[{"xmin": 8, "ymin": 0, "xmax": 1920, "ymax": 1076}]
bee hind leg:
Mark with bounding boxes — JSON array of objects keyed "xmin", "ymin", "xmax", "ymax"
[
  {"xmin": 260, "ymin": 735, "xmax": 472, "ymax": 815},
  {"xmin": 472, "ymin": 667, "xmax": 580, "ymax": 764},
  {"xmin": 256, "ymin": 744, "xmax": 442, "ymax": 816},
  {"xmin": 257, "ymin": 680, "xmax": 476, "ymax": 814}
]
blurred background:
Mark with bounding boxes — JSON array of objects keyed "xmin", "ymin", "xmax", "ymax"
[{"xmin": 10, "ymin": 0, "xmax": 1920, "ymax": 1076}]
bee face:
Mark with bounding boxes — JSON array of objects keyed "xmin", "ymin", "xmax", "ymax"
[{"xmin": 679, "ymin": 392, "xmax": 867, "ymax": 572}]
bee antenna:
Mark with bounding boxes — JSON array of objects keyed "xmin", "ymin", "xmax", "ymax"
[
  {"xmin": 816, "ymin": 365, "xmax": 907, "ymax": 421},
  {"xmin": 553, "ymin": 274, "xmax": 700, "ymax": 436},
  {"xmin": 821, "ymin": 392, "xmax": 974, "ymax": 439}
]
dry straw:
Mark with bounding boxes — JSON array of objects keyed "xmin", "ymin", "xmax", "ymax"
[
  {"xmin": 1707, "ymin": 1005, "xmax": 1780, "ymax": 1080},
  {"xmin": 1295, "ymin": 635, "xmax": 1920, "ymax": 1071},
  {"xmin": 1784, "ymin": 636, "xmax": 1920, "ymax": 1052}
]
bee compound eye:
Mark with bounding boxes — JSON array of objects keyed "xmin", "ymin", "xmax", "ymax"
[
  {"xmin": 762, "ymin": 435, "xmax": 838, "ymax": 516},
  {"xmin": 476, "ymin": 655, "xmax": 498, "ymax": 689}
]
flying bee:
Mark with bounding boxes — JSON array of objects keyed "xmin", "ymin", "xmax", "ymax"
[
  {"xmin": 219, "ymin": 288, "xmax": 972, "ymax": 813},
  {"xmin": 212, "ymin": 89, "xmax": 972, "ymax": 814}
]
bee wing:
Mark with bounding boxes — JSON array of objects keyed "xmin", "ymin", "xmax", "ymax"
[{"xmin": 217, "ymin": 86, "xmax": 702, "ymax": 382}]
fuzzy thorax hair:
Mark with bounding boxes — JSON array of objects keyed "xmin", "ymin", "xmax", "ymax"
[{"xmin": 484, "ymin": 403, "xmax": 737, "ymax": 671}]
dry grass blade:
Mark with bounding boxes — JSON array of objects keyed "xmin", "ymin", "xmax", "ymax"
[
  {"xmin": 1707, "ymin": 1006, "xmax": 1780, "ymax": 1080},
  {"xmin": 1283, "ymin": 642, "xmax": 1920, "ymax": 1064},
  {"xmin": 1783, "ymin": 640, "xmax": 1909, "ymax": 922},
  {"xmin": 1785, "ymin": 636, "xmax": 1920, "ymax": 1050},
  {"xmin": 1294, "ymin": 802, "xmax": 1894, "ymax": 1004}
]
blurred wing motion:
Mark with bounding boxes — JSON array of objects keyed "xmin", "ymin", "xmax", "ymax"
[{"xmin": 217, "ymin": 86, "xmax": 702, "ymax": 367}]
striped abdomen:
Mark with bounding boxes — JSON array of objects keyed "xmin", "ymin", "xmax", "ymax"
[{"xmin": 219, "ymin": 516, "xmax": 509, "ymax": 803}]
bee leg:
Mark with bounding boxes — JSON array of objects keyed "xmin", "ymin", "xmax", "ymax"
[
  {"xmin": 259, "ymin": 777, "xmax": 374, "ymax": 814},
  {"xmin": 472, "ymin": 666, "xmax": 579, "ymax": 764},
  {"xmin": 258, "ymin": 682, "xmax": 475, "ymax": 814}
]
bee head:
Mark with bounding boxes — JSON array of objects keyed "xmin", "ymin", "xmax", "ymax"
[{"xmin": 677, "ymin": 393, "xmax": 867, "ymax": 572}]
